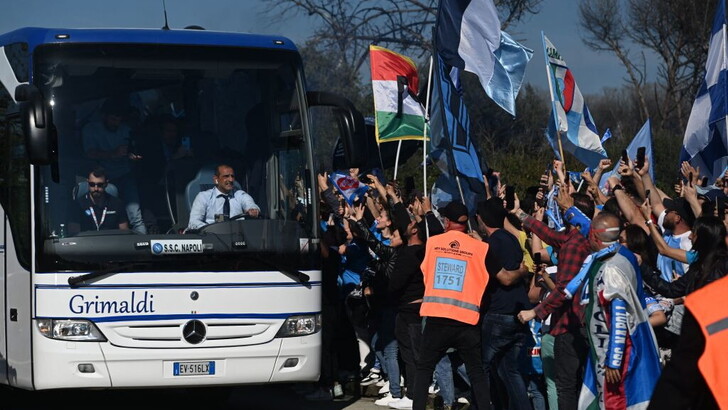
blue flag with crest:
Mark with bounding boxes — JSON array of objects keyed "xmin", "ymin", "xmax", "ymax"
[{"xmin": 681, "ymin": 0, "xmax": 728, "ymax": 183}]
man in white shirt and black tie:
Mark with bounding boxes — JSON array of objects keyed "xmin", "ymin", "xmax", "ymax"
[{"xmin": 187, "ymin": 164, "xmax": 260, "ymax": 230}]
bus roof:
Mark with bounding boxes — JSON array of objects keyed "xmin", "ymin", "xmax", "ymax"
[{"xmin": 0, "ymin": 27, "xmax": 299, "ymax": 52}]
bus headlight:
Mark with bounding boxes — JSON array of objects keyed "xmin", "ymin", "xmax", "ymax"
[
  {"xmin": 276, "ymin": 314, "xmax": 321, "ymax": 337},
  {"xmin": 36, "ymin": 319, "xmax": 107, "ymax": 342}
]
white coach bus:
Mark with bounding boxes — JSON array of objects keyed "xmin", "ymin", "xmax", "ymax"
[{"xmin": 0, "ymin": 27, "xmax": 364, "ymax": 390}]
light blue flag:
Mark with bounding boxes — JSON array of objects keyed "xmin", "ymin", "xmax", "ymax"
[
  {"xmin": 485, "ymin": 31, "xmax": 534, "ymax": 116},
  {"xmin": 436, "ymin": 0, "xmax": 532, "ymax": 116},
  {"xmin": 599, "ymin": 119, "xmax": 654, "ymax": 191},
  {"xmin": 681, "ymin": 0, "xmax": 728, "ymax": 183}
]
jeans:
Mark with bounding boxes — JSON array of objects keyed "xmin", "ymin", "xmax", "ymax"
[
  {"xmin": 481, "ymin": 313, "xmax": 530, "ymax": 410},
  {"xmin": 114, "ymin": 173, "xmax": 146, "ymax": 234},
  {"xmin": 413, "ymin": 317, "xmax": 491, "ymax": 410},
  {"xmin": 540, "ymin": 333, "xmax": 558, "ymax": 410},
  {"xmin": 525, "ymin": 375, "xmax": 546, "ymax": 410},
  {"xmin": 372, "ymin": 307, "xmax": 401, "ymax": 398},
  {"xmin": 554, "ymin": 329, "xmax": 588, "ymax": 410},
  {"xmin": 434, "ymin": 354, "xmax": 454, "ymax": 405}
]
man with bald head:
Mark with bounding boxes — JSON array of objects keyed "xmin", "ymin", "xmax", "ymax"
[{"xmin": 578, "ymin": 212, "xmax": 661, "ymax": 409}]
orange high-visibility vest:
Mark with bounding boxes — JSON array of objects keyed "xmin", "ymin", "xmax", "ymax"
[
  {"xmin": 684, "ymin": 274, "xmax": 728, "ymax": 410},
  {"xmin": 419, "ymin": 230, "xmax": 489, "ymax": 325}
]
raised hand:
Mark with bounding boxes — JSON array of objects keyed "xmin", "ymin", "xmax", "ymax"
[
  {"xmin": 618, "ymin": 162, "xmax": 633, "ymax": 177},
  {"xmin": 639, "ymin": 198, "xmax": 652, "ymax": 220},
  {"xmin": 636, "ymin": 155, "xmax": 650, "ymax": 176},
  {"xmin": 317, "ymin": 172, "xmax": 329, "ymax": 190},
  {"xmin": 353, "ymin": 203, "xmax": 366, "ymax": 221},
  {"xmin": 598, "ymin": 158, "xmax": 612, "ymax": 171}
]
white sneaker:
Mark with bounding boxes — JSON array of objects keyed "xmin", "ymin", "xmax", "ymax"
[
  {"xmin": 374, "ymin": 393, "xmax": 399, "ymax": 406},
  {"xmin": 378, "ymin": 380, "xmax": 390, "ymax": 394},
  {"xmin": 361, "ymin": 371, "xmax": 383, "ymax": 386},
  {"xmin": 428, "ymin": 381, "xmax": 440, "ymax": 395},
  {"xmin": 389, "ymin": 397, "xmax": 413, "ymax": 409},
  {"xmin": 457, "ymin": 396, "xmax": 470, "ymax": 404},
  {"xmin": 332, "ymin": 382, "xmax": 344, "ymax": 398}
]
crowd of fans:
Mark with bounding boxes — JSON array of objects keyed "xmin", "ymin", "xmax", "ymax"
[{"xmin": 295, "ymin": 154, "xmax": 727, "ymax": 410}]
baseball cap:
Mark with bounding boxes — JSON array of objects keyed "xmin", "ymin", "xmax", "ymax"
[
  {"xmin": 439, "ymin": 201, "xmax": 469, "ymax": 224},
  {"xmin": 662, "ymin": 197, "xmax": 695, "ymax": 227}
]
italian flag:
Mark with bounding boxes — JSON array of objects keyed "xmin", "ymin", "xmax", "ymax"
[{"xmin": 370, "ymin": 45, "xmax": 427, "ymax": 143}]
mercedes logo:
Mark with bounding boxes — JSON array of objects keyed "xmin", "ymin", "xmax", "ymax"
[{"xmin": 182, "ymin": 320, "xmax": 206, "ymax": 344}]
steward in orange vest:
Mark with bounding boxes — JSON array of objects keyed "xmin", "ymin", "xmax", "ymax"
[
  {"xmin": 420, "ymin": 224, "xmax": 489, "ymax": 325},
  {"xmin": 412, "ymin": 200, "xmax": 492, "ymax": 410},
  {"xmin": 685, "ymin": 275, "xmax": 728, "ymax": 409},
  {"xmin": 649, "ymin": 273, "xmax": 728, "ymax": 410}
]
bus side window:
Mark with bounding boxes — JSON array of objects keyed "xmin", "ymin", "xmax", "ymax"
[{"xmin": 0, "ymin": 83, "xmax": 31, "ymax": 268}]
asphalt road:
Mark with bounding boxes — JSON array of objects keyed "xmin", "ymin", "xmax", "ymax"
[{"xmin": 2, "ymin": 383, "xmax": 387, "ymax": 410}]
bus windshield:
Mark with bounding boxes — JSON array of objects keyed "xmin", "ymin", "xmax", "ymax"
[{"xmin": 33, "ymin": 43, "xmax": 316, "ymax": 272}]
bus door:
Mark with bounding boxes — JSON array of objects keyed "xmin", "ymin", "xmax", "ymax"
[
  {"xmin": 0, "ymin": 103, "xmax": 31, "ymax": 388},
  {"xmin": 0, "ymin": 206, "xmax": 5, "ymax": 384}
]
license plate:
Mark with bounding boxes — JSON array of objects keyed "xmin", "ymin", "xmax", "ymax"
[{"xmin": 173, "ymin": 361, "xmax": 215, "ymax": 376}]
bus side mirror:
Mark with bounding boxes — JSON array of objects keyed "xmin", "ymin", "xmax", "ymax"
[
  {"xmin": 306, "ymin": 91, "xmax": 366, "ymax": 169},
  {"xmin": 15, "ymin": 83, "xmax": 55, "ymax": 165}
]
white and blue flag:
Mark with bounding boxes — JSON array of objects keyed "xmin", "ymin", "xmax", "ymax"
[
  {"xmin": 543, "ymin": 33, "xmax": 608, "ymax": 169},
  {"xmin": 681, "ymin": 0, "xmax": 728, "ymax": 183},
  {"xmin": 436, "ymin": 0, "xmax": 532, "ymax": 116}
]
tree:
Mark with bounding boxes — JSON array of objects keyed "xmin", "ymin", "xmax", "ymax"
[
  {"xmin": 270, "ymin": 0, "xmax": 543, "ymax": 83},
  {"xmin": 578, "ymin": 0, "xmax": 716, "ymax": 134},
  {"xmin": 579, "ymin": 0, "xmax": 649, "ymax": 122}
]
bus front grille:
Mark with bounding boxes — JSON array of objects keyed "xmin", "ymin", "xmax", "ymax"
[{"xmin": 101, "ymin": 319, "xmax": 281, "ymax": 348}]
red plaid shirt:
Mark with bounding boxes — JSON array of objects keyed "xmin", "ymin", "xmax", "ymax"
[{"xmin": 525, "ymin": 217, "xmax": 591, "ymax": 336}]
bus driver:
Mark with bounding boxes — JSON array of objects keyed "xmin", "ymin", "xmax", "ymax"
[{"xmin": 187, "ymin": 164, "xmax": 260, "ymax": 230}]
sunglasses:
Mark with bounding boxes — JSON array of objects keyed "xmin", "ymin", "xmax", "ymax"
[{"xmin": 88, "ymin": 182, "xmax": 107, "ymax": 188}]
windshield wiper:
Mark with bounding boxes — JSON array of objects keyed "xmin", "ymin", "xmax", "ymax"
[{"xmin": 68, "ymin": 264, "xmax": 138, "ymax": 287}]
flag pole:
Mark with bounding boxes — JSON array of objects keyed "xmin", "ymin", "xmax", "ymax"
[
  {"xmin": 454, "ymin": 174, "xmax": 474, "ymax": 231},
  {"xmin": 423, "ymin": 56, "xmax": 434, "ymax": 195},
  {"xmin": 393, "ymin": 140, "xmax": 403, "ymax": 180},
  {"xmin": 542, "ymin": 32, "xmax": 567, "ymax": 173},
  {"xmin": 422, "ymin": 55, "xmax": 434, "ymax": 238}
]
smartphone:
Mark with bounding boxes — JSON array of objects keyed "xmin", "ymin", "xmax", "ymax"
[
  {"xmin": 505, "ymin": 186, "xmax": 515, "ymax": 210},
  {"xmin": 636, "ymin": 146, "xmax": 646, "ymax": 169},
  {"xmin": 538, "ymin": 193, "xmax": 547, "ymax": 208},
  {"xmin": 645, "ymin": 189, "xmax": 651, "ymax": 204},
  {"xmin": 360, "ymin": 175, "xmax": 373, "ymax": 184},
  {"xmin": 688, "ymin": 172, "xmax": 693, "ymax": 186},
  {"xmin": 702, "ymin": 176, "xmax": 709, "ymax": 187},
  {"xmin": 533, "ymin": 252, "xmax": 542, "ymax": 266},
  {"xmin": 621, "ymin": 149, "xmax": 629, "ymax": 163}
]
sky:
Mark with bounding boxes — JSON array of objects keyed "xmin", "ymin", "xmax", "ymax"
[{"xmin": 0, "ymin": 0, "xmax": 656, "ymax": 95}]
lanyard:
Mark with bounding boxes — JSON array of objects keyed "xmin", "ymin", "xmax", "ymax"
[{"xmin": 89, "ymin": 205, "xmax": 108, "ymax": 231}]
